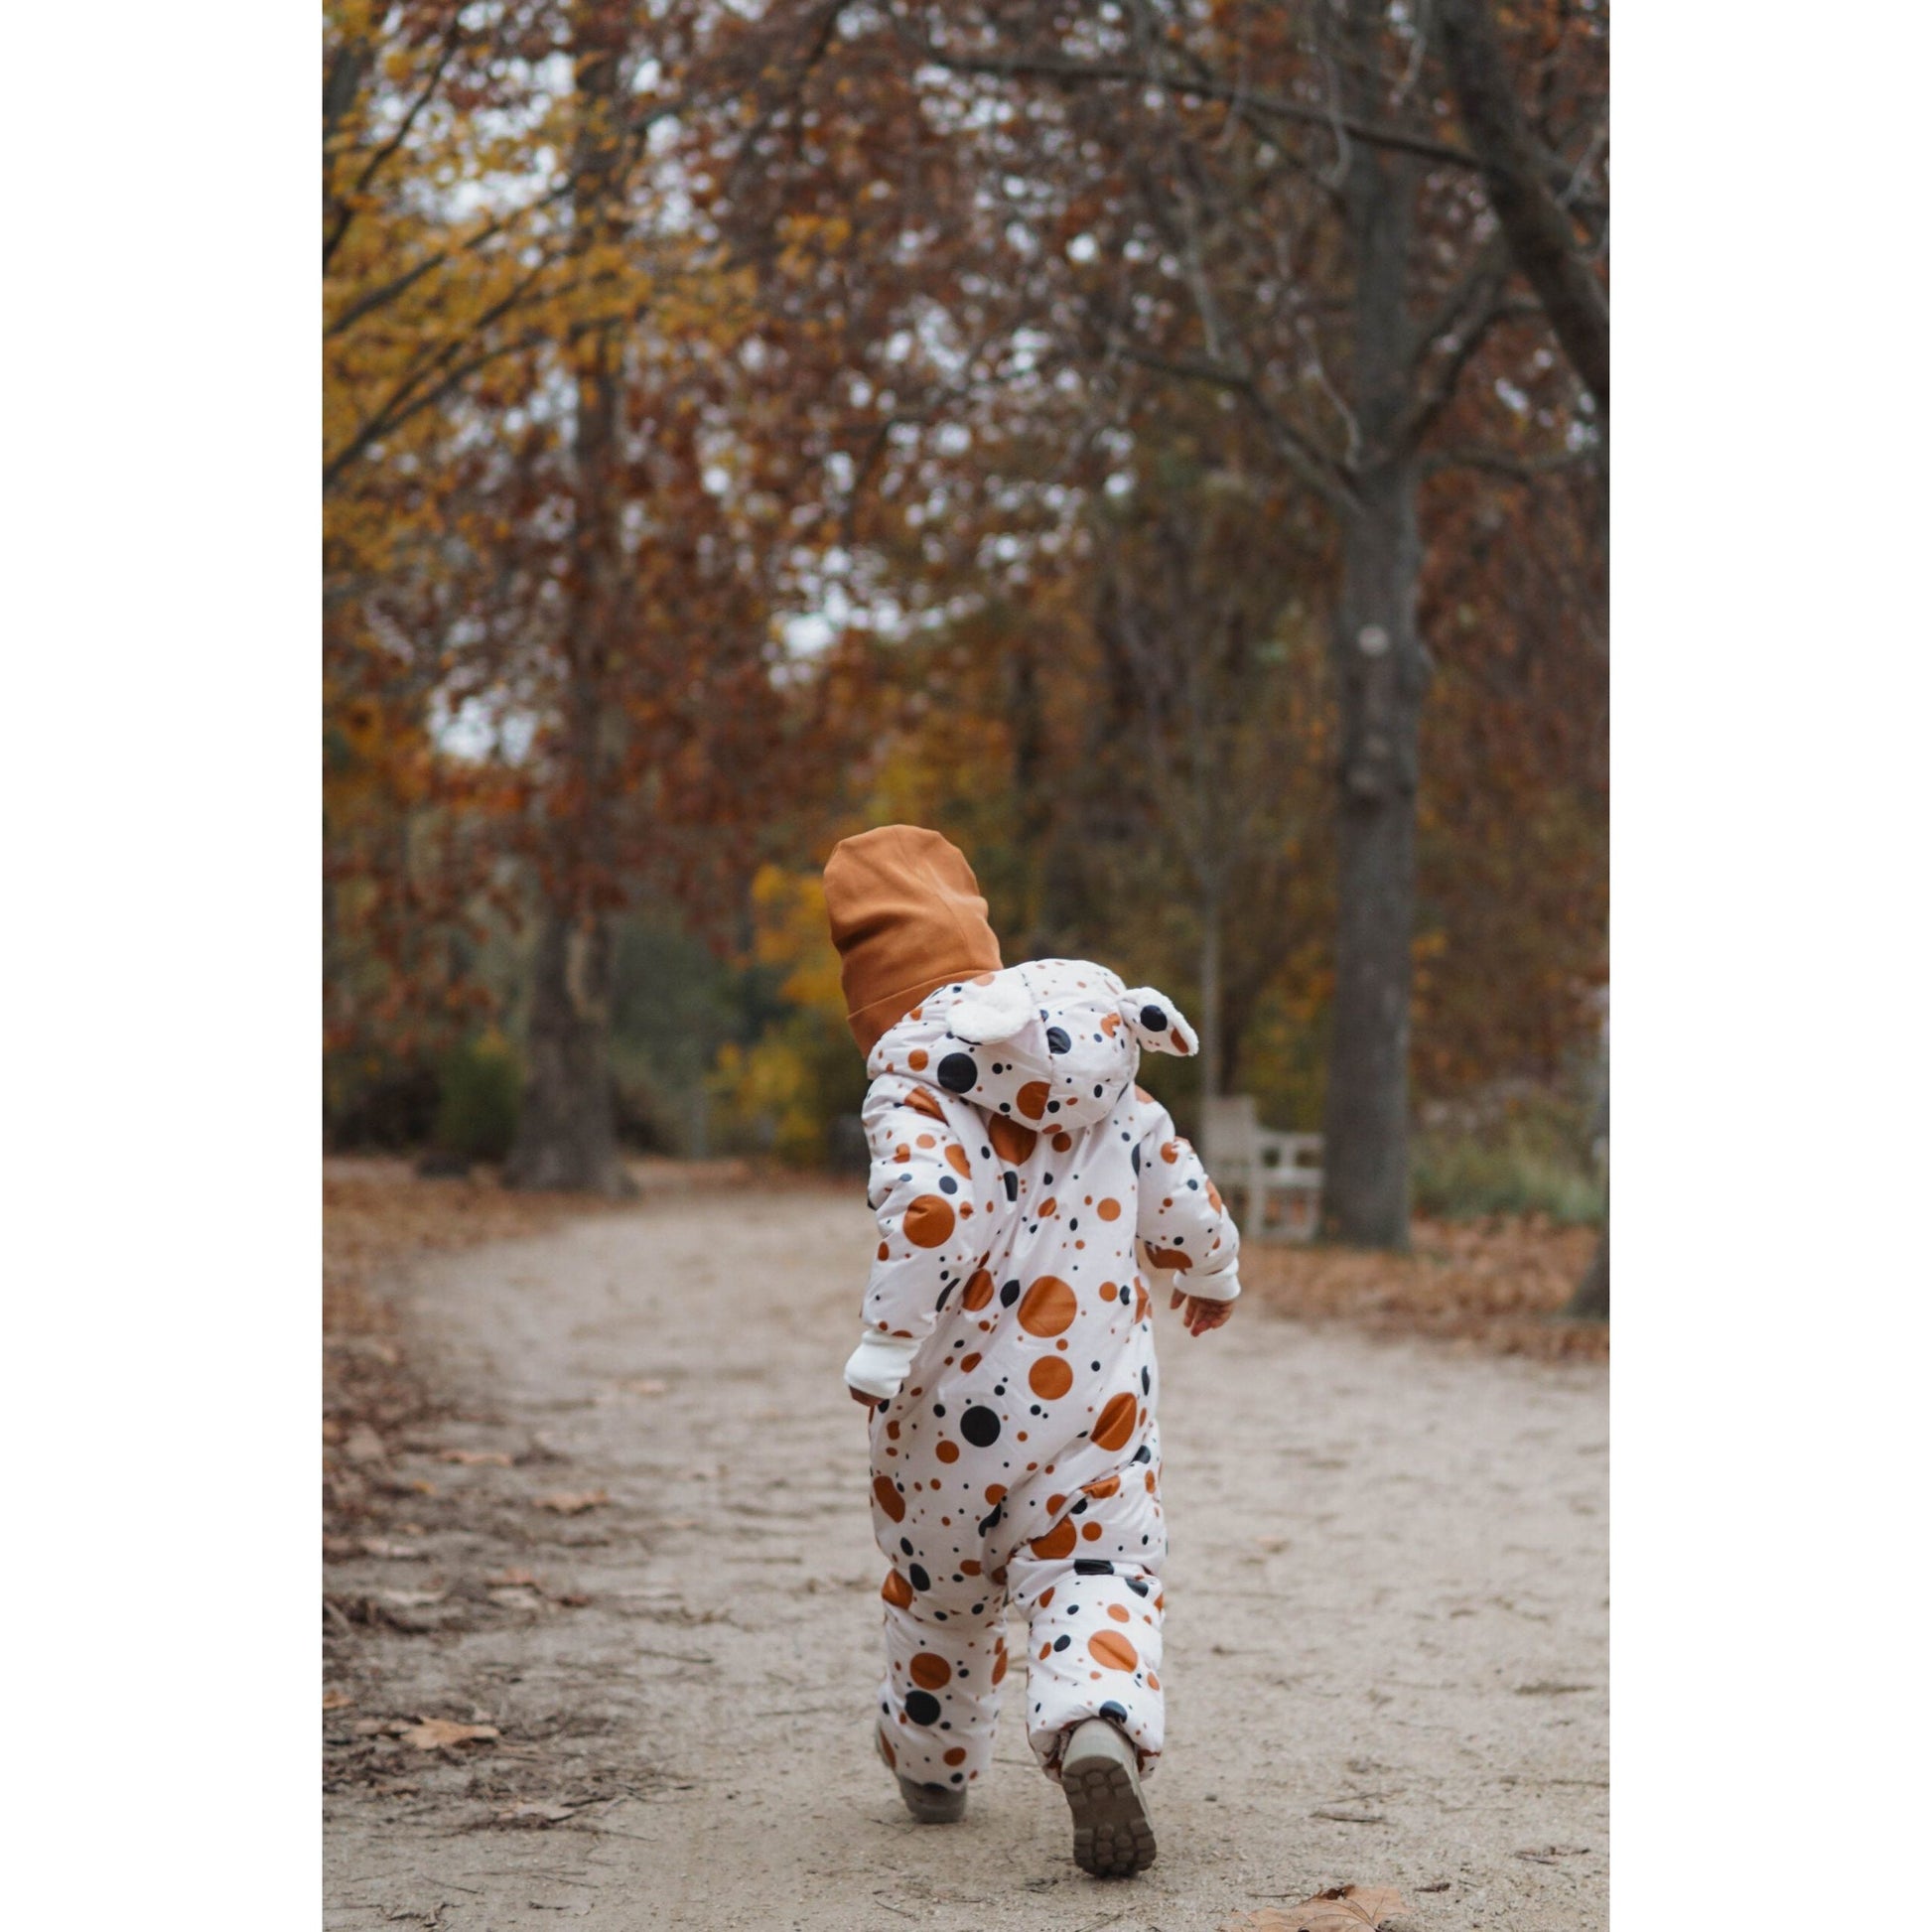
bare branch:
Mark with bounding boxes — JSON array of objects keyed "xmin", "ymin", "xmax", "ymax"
[{"xmin": 1437, "ymin": 0, "xmax": 1608, "ymax": 410}]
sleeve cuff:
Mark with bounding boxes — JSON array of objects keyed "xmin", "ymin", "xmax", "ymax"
[
  {"xmin": 1186, "ymin": 1271, "xmax": 1241, "ymax": 1303},
  {"xmin": 844, "ymin": 1329, "xmax": 919, "ymax": 1400}
]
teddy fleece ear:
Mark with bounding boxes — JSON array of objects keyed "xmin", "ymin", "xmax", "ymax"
[
  {"xmin": 946, "ymin": 969, "xmax": 1034, "ymax": 1045},
  {"xmin": 1119, "ymin": 986, "xmax": 1198, "ymax": 1056}
]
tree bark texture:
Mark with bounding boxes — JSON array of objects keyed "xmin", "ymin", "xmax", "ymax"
[
  {"xmin": 505, "ymin": 908, "xmax": 633, "ymax": 1194},
  {"xmin": 1320, "ymin": 13, "xmax": 1428, "ymax": 1249},
  {"xmin": 505, "ymin": 1, "xmax": 636, "ymax": 1196}
]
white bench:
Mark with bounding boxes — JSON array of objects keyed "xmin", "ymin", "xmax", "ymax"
[{"xmin": 1200, "ymin": 1096, "xmax": 1323, "ymax": 1242}]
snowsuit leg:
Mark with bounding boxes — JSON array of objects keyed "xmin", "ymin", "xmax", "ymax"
[
  {"xmin": 873, "ymin": 1557, "xmax": 1010, "ymax": 1790},
  {"xmin": 1007, "ymin": 1448, "xmax": 1169, "ymax": 1779}
]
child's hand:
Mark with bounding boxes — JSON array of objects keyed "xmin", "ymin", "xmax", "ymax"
[{"xmin": 1171, "ymin": 1288, "xmax": 1235, "ymax": 1337}]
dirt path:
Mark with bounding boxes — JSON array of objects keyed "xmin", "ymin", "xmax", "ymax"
[{"xmin": 324, "ymin": 1183, "xmax": 1606, "ymax": 1931}]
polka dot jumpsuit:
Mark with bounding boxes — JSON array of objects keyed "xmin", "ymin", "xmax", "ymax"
[{"xmin": 845, "ymin": 959, "xmax": 1242, "ymax": 1794}]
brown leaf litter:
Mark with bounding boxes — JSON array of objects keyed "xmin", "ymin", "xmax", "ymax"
[
  {"xmin": 1225, "ymin": 1885, "xmax": 1414, "ymax": 1931},
  {"xmin": 1246, "ymin": 1214, "xmax": 1606, "ymax": 1360}
]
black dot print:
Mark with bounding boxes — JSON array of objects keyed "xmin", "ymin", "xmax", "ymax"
[{"xmin": 937, "ymin": 1052, "xmax": 978, "ymax": 1092}]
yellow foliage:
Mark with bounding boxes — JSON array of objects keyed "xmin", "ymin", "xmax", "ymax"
[{"xmin": 747, "ymin": 865, "xmax": 846, "ymax": 1015}]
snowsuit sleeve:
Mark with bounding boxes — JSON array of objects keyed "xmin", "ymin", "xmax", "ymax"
[
  {"xmin": 844, "ymin": 1077, "xmax": 988, "ymax": 1399},
  {"xmin": 1134, "ymin": 1099, "xmax": 1242, "ymax": 1304}
]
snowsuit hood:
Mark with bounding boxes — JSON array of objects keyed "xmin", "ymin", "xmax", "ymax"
[
  {"xmin": 869, "ymin": 959, "xmax": 1201, "ymax": 1136},
  {"xmin": 824, "ymin": 826, "xmax": 1005, "ymax": 1056}
]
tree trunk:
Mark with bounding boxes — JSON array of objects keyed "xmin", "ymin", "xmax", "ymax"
[
  {"xmin": 504, "ymin": 0, "xmax": 634, "ymax": 1196},
  {"xmin": 505, "ymin": 908, "xmax": 634, "ymax": 1195},
  {"xmin": 1321, "ymin": 460, "xmax": 1426, "ymax": 1246},
  {"xmin": 1568, "ymin": 1217, "xmax": 1609, "ymax": 1320},
  {"xmin": 1320, "ymin": 19, "xmax": 1427, "ymax": 1249},
  {"xmin": 1196, "ymin": 899, "xmax": 1223, "ymax": 1101}
]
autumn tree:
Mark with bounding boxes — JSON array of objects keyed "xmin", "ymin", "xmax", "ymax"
[
  {"xmin": 325, "ymin": 2, "xmax": 831, "ymax": 1186},
  {"xmin": 795, "ymin": 0, "xmax": 1610, "ymax": 1245}
]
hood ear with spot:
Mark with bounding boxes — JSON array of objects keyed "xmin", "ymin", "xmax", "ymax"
[
  {"xmin": 946, "ymin": 968, "xmax": 1035, "ymax": 1045},
  {"xmin": 1119, "ymin": 986, "xmax": 1198, "ymax": 1056}
]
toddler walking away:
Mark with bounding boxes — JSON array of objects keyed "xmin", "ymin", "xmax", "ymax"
[{"xmin": 823, "ymin": 825, "xmax": 1242, "ymax": 1878}]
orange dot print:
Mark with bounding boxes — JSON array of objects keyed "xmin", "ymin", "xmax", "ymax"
[
  {"xmin": 1016, "ymin": 1080, "xmax": 1051, "ymax": 1121},
  {"xmin": 1089, "ymin": 1631, "xmax": 1139, "ymax": 1671},
  {"xmin": 1029, "ymin": 1519, "xmax": 1077, "ymax": 1562},
  {"xmin": 1096, "ymin": 1198, "xmax": 1122, "ymax": 1221},
  {"xmin": 935, "ymin": 1440, "xmax": 959, "ymax": 1464},
  {"xmin": 1029, "ymin": 1356, "xmax": 1074, "ymax": 1400},
  {"xmin": 909, "ymin": 1653, "xmax": 952, "ymax": 1690},
  {"xmin": 904, "ymin": 1088, "xmax": 945, "ymax": 1120},
  {"xmin": 881, "ymin": 1569, "xmax": 914, "ymax": 1608},
  {"xmin": 961, "ymin": 1269, "xmax": 995, "ymax": 1311},
  {"xmin": 907, "ymin": 1049, "xmax": 928, "ymax": 1070},
  {"xmin": 991, "ymin": 1641, "xmax": 1008, "ymax": 1685},
  {"xmin": 873, "ymin": 1475, "xmax": 905, "ymax": 1523},
  {"xmin": 1107, "ymin": 1603, "xmax": 1131, "ymax": 1622},
  {"xmin": 988, "ymin": 1115, "xmax": 1037, "ymax": 1164},
  {"xmin": 1018, "ymin": 1277, "xmax": 1077, "ymax": 1336},
  {"xmin": 902, "ymin": 1195, "xmax": 955, "ymax": 1248},
  {"xmin": 944, "ymin": 1143, "xmax": 972, "ymax": 1177},
  {"xmin": 943, "ymin": 1746, "xmax": 967, "ymax": 1766},
  {"xmin": 1080, "ymin": 1521, "xmax": 1103, "ymax": 1540},
  {"xmin": 1093, "ymin": 1392, "xmax": 1139, "ymax": 1451}
]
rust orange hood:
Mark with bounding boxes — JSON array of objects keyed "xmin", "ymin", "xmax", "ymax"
[{"xmin": 822, "ymin": 825, "xmax": 1004, "ymax": 1055}]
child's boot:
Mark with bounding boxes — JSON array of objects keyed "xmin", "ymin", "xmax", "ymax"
[
  {"xmin": 1061, "ymin": 1718, "xmax": 1157, "ymax": 1876},
  {"xmin": 877, "ymin": 1727, "xmax": 967, "ymax": 1824}
]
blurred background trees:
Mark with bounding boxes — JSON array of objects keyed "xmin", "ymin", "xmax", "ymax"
[{"xmin": 323, "ymin": 0, "xmax": 1607, "ymax": 1257}]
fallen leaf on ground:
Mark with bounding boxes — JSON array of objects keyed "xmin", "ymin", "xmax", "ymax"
[
  {"xmin": 399, "ymin": 1718, "xmax": 500, "ymax": 1750},
  {"xmin": 494, "ymin": 1801, "xmax": 580, "ymax": 1826},
  {"xmin": 343, "ymin": 1424, "xmax": 388, "ymax": 1463},
  {"xmin": 1225, "ymin": 1884, "xmax": 1412, "ymax": 1931},
  {"xmin": 359, "ymin": 1537, "xmax": 429, "ymax": 1560},
  {"xmin": 535, "ymin": 1490, "xmax": 608, "ymax": 1514},
  {"xmin": 440, "ymin": 1449, "xmax": 513, "ymax": 1466},
  {"xmin": 323, "ymin": 1687, "xmax": 353, "ymax": 1711}
]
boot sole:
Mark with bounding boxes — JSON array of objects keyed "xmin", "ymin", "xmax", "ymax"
[{"xmin": 1061, "ymin": 1721, "xmax": 1157, "ymax": 1876}]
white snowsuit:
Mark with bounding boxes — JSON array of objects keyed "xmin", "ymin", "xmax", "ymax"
[{"xmin": 843, "ymin": 958, "xmax": 1241, "ymax": 1795}]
